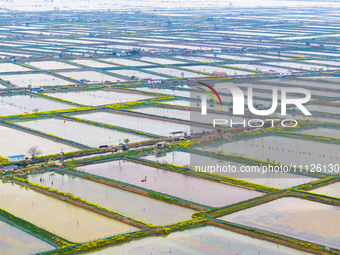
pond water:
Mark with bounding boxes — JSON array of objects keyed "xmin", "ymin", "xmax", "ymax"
[
  {"xmin": 197, "ymin": 135, "xmax": 340, "ymax": 168},
  {"xmin": 0, "ymin": 125, "xmax": 78, "ymax": 157},
  {"xmin": 132, "ymin": 107, "xmax": 245, "ymax": 124},
  {"xmin": 139, "ymin": 57, "xmax": 184, "ymax": 65},
  {"xmin": 28, "ymin": 171, "xmax": 194, "ymax": 226},
  {"xmin": 0, "ymin": 180, "xmax": 139, "ymax": 243},
  {"xmin": 56, "ymin": 71, "xmax": 123, "ymax": 83},
  {"xmin": 204, "ymin": 54, "xmax": 259, "ymax": 61},
  {"xmin": 143, "ymin": 151, "xmax": 317, "ymax": 189},
  {"xmin": 220, "ymin": 197, "xmax": 340, "ymax": 248},
  {"xmin": 70, "ymin": 59, "xmax": 118, "ymax": 68},
  {"xmin": 0, "ymin": 73, "xmax": 72, "ymax": 87},
  {"xmin": 100, "ymin": 58, "xmax": 152, "ymax": 66},
  {"xmin": 0, "ymin": 219, "xmax": 55, "ymax": 255},
  {"xmin": 143, "ymin": 67, "xmax": 207, "ymax": 78},
  {"xmin": 0, "ymin": 63, "xmax": 32, "ymax": 72},
  {"xmin": 134, "ymin": 87, "xmax": 190, "ymax": 97},
  {"xmin": 230, "ymin": 64, "xmax": 293, "ymax": 73},
  {"xmin": 265, "ymin": 61, "xmax": 338, "ymax": 71},
  {"xmin": 0, "ymin": 104, "xmax": 22, "ymax": 116},
  {"xmin": 84, "ymin": 225, "xmax": 311, "ymax": 255},
  {"xmin": 297, "ymin": 127, "xmax": 340, "ymax": 139},
  {"xmin": 184, "ymin": 65, "xmax": 253, "ymax": 75},
  {"xmin": 17, "ymin": 118, "xmax": 150, "ymax": 148},
  {"xmin": 27, "ymin": 61, "xmax": 80, "ymax": 70},
  {"xmin": 0, "ymin": 94, "xmax": 75, "ymax": 113},
  {"xmin": 174, "ymin": 55, "xmax": 222, "ymax": 62},
  {"xmin": 74, "ymin": 111, "xmax": 209, "ymax": 136},
  {"xmin": 263, "ymin": 78, "xmax": 340, "ymax": 90},
  {"xmin": 295, "ymin": 104, "xmax": 340, "ymax": 115},
  {"xmin": 108, "ymin": 70, "xmax": 166, "ymax": 80},
  {"xmin": 45, "ymin": 90, "xmax": 152, "ymax": 106},
  {"xmin": 311, "ymin": 181, "xmax": 340, "ymax": 198},
  {"xmin": 79, "ymin": 160, "xmax": 264, "ymax": 207}
]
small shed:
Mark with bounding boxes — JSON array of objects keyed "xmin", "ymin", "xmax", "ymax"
[
  {"xmin": 8, "ymin": 154, "xmax": 25, "ymax": 162},
  {"xmin": 2, "ymin": 165, "xmax": 18, "ymax": 172},
  {"xmin": 213, "ymin": 72, "xmax": 226, "ymax": 77},
  {"xmin": 155, "ymin": 141, "xmax": 167, "ymax": 148}
]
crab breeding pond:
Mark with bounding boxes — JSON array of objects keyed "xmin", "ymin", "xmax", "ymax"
[
  {"xmin": 73, "ymin": 111, "xmax": 209, "ymax": 137},
  {"xmin": 0, "ymin": 180, "xmax": 139, "ymax": 243},
  {"xmin": 27, "ymin": 170, "xmax": 195, "ymax": 226},
  {"xmin": 45, "ymin": 90, "xmax": 153, "ymax": 106},
  {"xmin": 0, "ymin": 219, "xmax": 55, "ymax": 255},
  {"xmin": 77, "ymin": 160, "xmax": 264, "ymax": 207},
  {"xmin": 219, "ymin": 197, "xmax": 340, "ymax": 249},
  {"xmin": 83, "ymin": 225, "xmax": 311, "ymax": 255},
  {"xmin": 142, "ymin": 151, "xmax": 317, "ymax": 189},
  {"xmin": 197, "ymin": 136, "xmax": 340, "ymax": 167},
  {"xmin": 16, "ymin": 118, "xmax": 150, "ymax": 147}
]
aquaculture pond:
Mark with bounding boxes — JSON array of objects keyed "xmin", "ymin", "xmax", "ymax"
[
  {"xmin": 0, "ymin": 73, "xmax": 72, "ymax": 87},
  {"xmin": 78, "ymin": 160, "xmax": 264, "ymax": 207},
  {"xmin": 139, "ymin": 57, "xmax": 184, "ymax": 65},
  {"xmin": 108, "ymin": 70, "xmax": 165, "ymax": 80},
  {"xmin": 0, "ymin": 103, "xmax": 22, "ymax": 116},
  {"xmin": 184, "ymin": 65, "xmax": 253, "ymax": 75},
  {"xmin": 0, "ymin": 63, "xmax": 32, "ymax": 72},
  {"xmin": 311, "ymin": 182, "xmax": 340, "ymax": 198},
  {"xmin": 45, "ymin": 90, "xmax": 153, "ymax": 106},
  {"xmin": 74, "ymin": 111, "xmax": 209, "ymax": 137},
  {"xmin": 0, "ymin": 125, "xmax": 78, "ymax": 157},
  {"xmin": 219, "ymin": 197, "xmax": 340, "ymax": 249},
  {"xmin": 28, "ymin": 171, "xmax": 194, "ymax": 226},
  {"xmin": 296, "ymin": 127, "xmax": 340, "ymax": 139},
  {"xmin": 143, "ymin": 67, "xmax": 207, "ymax": 78},
  {"xmin": 17, "ymin": 118, "xmax": 150, "ymax": 147},
  {"xmin": 143, "ymin": 151, "xmax": 317, "ymax": 189},
  {"xmin": 134, "ymin": 87, "xmax": 190, "ymax": 97},
  {"xmin": 0, "ymin": 180, "xmax": 139, "ymax": 243},
  {"xmin": 197, "ymin": 136, "xmax": 340, "ymax": 168},
  {"xmin": 132, "ymin": 107, "xmax": 242, "ymax": 124},
  {"xmin": 56, "ymin": 71, "xmax": 123, "ymax": 83},
  {"xmin": 70, "ymin": 59, "xmax": 118, "ymax": 68},
  {"xmin": 27, "ymin": 60, "xmax": 80, "ymax": 70},
  {"xmin": 84, "ymin": 225, "xmax": 310, "ymax": 255},
  {"xmin": 100, "ymin": 58, "xmax": 152, "ymax": 66},
  {"xmin": 0, "ymin": 94, "xmax": 76, "ymax": 113},
  {"xmin": 0, "ymin": 219, "xmax": 55, "ymax": 255}
]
